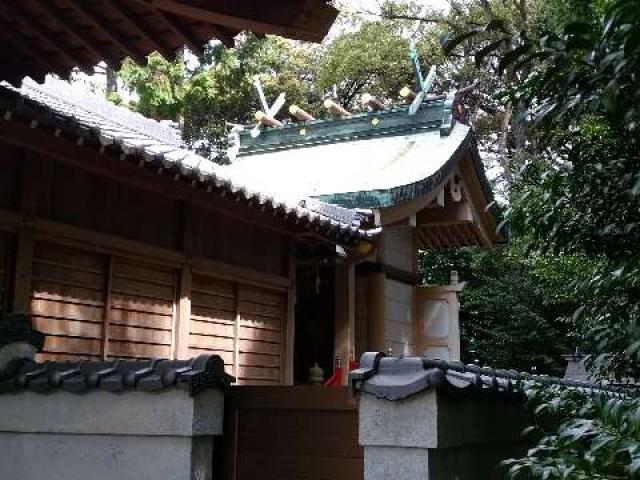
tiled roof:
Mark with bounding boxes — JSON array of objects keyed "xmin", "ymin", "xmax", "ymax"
[
  {"xmin": 225, "ymin": 96, "xmax": 496, "ymax": 210},
  {"xmin": 350, "ymin": 353, "xmax": 637, "ymax": 401},
  {"xmin": 0, "ymin": 78, "xmax": 374, "ymax": 245},
  {"xmin": 0, "ymin": 355, "xmax": 234, "ymax": 396}
]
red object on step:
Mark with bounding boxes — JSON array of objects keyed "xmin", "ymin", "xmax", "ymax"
[
  {"xmin": 323, "ymin": 356, "xmax": 343, "ymax": 387},
  {"xmin": 323, "ymin": 356, "xmax": 359, "ymax": 387},
  {"xmin": 323, "ymin": 366, "xmax": 343, "ymax": 387}
]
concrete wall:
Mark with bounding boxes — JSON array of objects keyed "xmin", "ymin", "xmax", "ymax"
[
  {"xmin": 0, "ymin": 389, "xmax": 224, "ymax": 480},
  {"xmin": 359, "ymin": 389, "xmax": 533, "ymax": 480}
]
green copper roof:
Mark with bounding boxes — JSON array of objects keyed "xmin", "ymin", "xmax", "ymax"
[
  {"xmin": 223, "ymin": 95, "xmax": 493, "ymax": 210},
  {"xmin": 237, "ymin": 94, "xmax": 456, "ymax": 157}
]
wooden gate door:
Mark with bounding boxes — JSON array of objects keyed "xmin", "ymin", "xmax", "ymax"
[{"xmin": 223, "ymin": 386, "xmax": 363, "ymax": 480}]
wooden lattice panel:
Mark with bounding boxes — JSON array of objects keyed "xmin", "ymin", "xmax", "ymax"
[
  {"xmin": 189, "ymin": 275, "xmax": 237, "ymax": 369},
  {"xmin": 107, "ymin": 258, "xmax": 176, "ymax": 359},
  {"xmin": 189, "ymin": 275, "xmax": 285, "ymax": 384},
  {"xmin": 32, "ymin": 242, "xmax": 106, "ymax": 361},
  {"xmin": 237, "ymin": 285, "xmax": 284, "ymax": 385}
]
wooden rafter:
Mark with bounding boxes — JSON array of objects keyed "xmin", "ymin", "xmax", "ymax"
[
  {"xmin": 67, "ymin": 0, "xmax": 146, "ymax": 64},
  {"xmin": 203, "ymin": 24, "xmax": 236, "ymax": 49},
  {"xmin": 32, "ymin": 0, "xmax": 117, "ymax": 67},
  {"xmin": 109, "ymin": 0, "xmax": 176, "ymax": 60},
  {"xmin": 450, "ymin": 224, "xmax": 471, "ymax": 246},
  {"xmin": 416, "ymin": 228, "xmax": 430, "ymax": 249},
  {"xmin": 132, "ymin": 0, "xmax": 336, "ymax": 43},
  {"xmin": 154, "ymin": 9, "xmax": 205, "ymax": 56},
  {"xmin": 0, "ymin": 29, "xmax": 51, "ymax": 82},
  {"xmin": 0, "ymin": 3, "xmax": 81, "ymax": 74}
]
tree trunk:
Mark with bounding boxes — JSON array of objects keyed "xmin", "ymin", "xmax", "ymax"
[
  {"xmin": 106, "ymin": 67, "xmax": 118, "ymax": 94},
  {"xmin": 500, "ymin": 102, "xmax": 514, "ymax": 184}
]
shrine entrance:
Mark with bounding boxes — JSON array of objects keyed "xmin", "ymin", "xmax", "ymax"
[{"xmin": 293, "ymin": 264, "xmax": 336, "ymax": 385}]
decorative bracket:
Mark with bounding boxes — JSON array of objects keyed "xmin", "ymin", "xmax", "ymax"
[{"xmin": 440, "ymin": 92, "xmax": 456, "ymax": 136}]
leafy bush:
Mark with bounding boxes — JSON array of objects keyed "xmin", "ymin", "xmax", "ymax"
[{"xmin": 504, "ymin": 385, "xmax": 640, "ymax": 479}]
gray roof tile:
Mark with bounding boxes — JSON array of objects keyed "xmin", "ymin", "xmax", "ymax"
[
  {"xmin": 0, "ymin": 78, "xmax": 374, "ymax": 244},
  {"xmin": 350, "ymin": 353, "xmax": 637, "ymax": 401},
  {"xmin": 1, "ymin": 355, "xmax": 234, "ymax": 396}
]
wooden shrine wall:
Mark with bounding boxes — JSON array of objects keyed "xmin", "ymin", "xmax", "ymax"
[
  {"xmin": 0, "ymin": 144, "xmax": 292, "ymax": 384},
  {"xmin": 189, "ymin": 275, "xmax": 285, "ymax": 385}
]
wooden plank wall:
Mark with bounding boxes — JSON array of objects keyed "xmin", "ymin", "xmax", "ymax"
[
  {"xmin": 25, "ymin": 239, "xmax": 288, "ymax": 379},
  {"xmin": 31, "ymin": 242, "xmax": 106, "ymax": 361},
  {"xmin": 190, "ymin": 275, "xmax": 237, "ymax": 370},
  {"xmin": 189, "ymin": 274, "xmax": 285, "ymax": 384},
  {"xmin": 107, "ymin": 258, "xmax": 176, "ymax": 359},
  {"xmin": 0, "ymin": 147, "xmax": 293, "ymax": 381},
  {"xmin": 224, "ymin": 386, "xmax": 363, "ymax": 480}
]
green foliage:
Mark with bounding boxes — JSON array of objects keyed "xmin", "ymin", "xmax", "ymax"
[
  {"xmin": 440, "ymin": 0, "xmax": 640, "ymax": 477},
  {"xmin": 503, "ymin": 385, "xmax": 640, "ymax": 479},
  {"xmin": 118, "ymin": 36, "xmax": 321, "ymax": 161},
  {"xmin": 119, "ymin": 53, "xmax": 186, "ymax": 121},
  {"xmin": 317, "ymin": 20, "xmax": 415, "ymax": 108}
]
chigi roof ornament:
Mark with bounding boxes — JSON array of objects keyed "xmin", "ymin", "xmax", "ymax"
[
  {"xmin": 406, "ymin": 42, "xmax": 437, "ymax": 116},
  {"xmin": 251, "ymin": 76, "xmax": 286, "ymax": 138}
]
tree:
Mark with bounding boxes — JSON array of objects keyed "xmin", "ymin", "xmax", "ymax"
[
  {"xmin": 118, "ymin": 35, "xmax": 322, "ymax": 162},
  {"xmin": 439, "ymin": 0, "xmax": 640, "ymax": 477}
]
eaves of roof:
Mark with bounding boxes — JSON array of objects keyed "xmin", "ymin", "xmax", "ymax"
[
  {"xmin": 314, "ymin": 129, "xmax": 487, "ymax": 209},
  {"xmin": 0, "ymin": 79, "xmax": 374, "ymax": 246}
]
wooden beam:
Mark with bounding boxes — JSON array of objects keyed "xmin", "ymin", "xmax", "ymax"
[
  {"xmin": 334, "ymin": 263, "xmax": 356, "ymax": 385},
  {"xmin": 459, "ymin": 156, "xmax": 504, "ymax": 243},
  {"xmin": 154, "ymin": 9, "xmax": 205, "ymax": 56},
  {"xmin": 12, "ymin": 226, "xmax": 33, "ymax": 313},
  {"xmin": 32, "ymin": 0, "xmax": 118, "ymax": 67},
  {"xmin": 366, "ymin": 271, "xmax": 386, "ymax": 352},
  {"xmin": 416, "ymin": 200, "xmax": 474, "ymax": 226},
  {"xmin": 0, "ymin": 206, "xmax": 292, "ymax": 297},
  {"xmin": 0, "ymin": 3, "xmax": 80, "ymax": 74},
  {"xmin": 110, "ymin": 0, "xmax": 176, "ymax": 59},
  {"xmin": 100, "ymin": 256, "xmax": 113, "ymax": 359},
  {"xmin": 67, "ymin": 1, "xmax": 147, "ymax": 64},
  {"xmin": 175, "ymin": 201, "xmax": 194, "ymax": 359},
  {"xmin": 233, "ymin": 283, "xmax": 240, "ymax": 378},
  {"xmin": 377, "ymin": 184, "xmax": 443, "ymax": 226},
  {"xmin": 12, "ymin": 153, "xmax": 37, "ymax": 313},
  {"xmin": 283, "ymin": 239, "xmax": 296, "ymax": 385},
  {"xmin": 132, "ymin": 0, "xmax": 336, "ymax": 43},
  {"xmin": 174, "ymin": 262, "xmax": 192, "ymax": 359}
]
